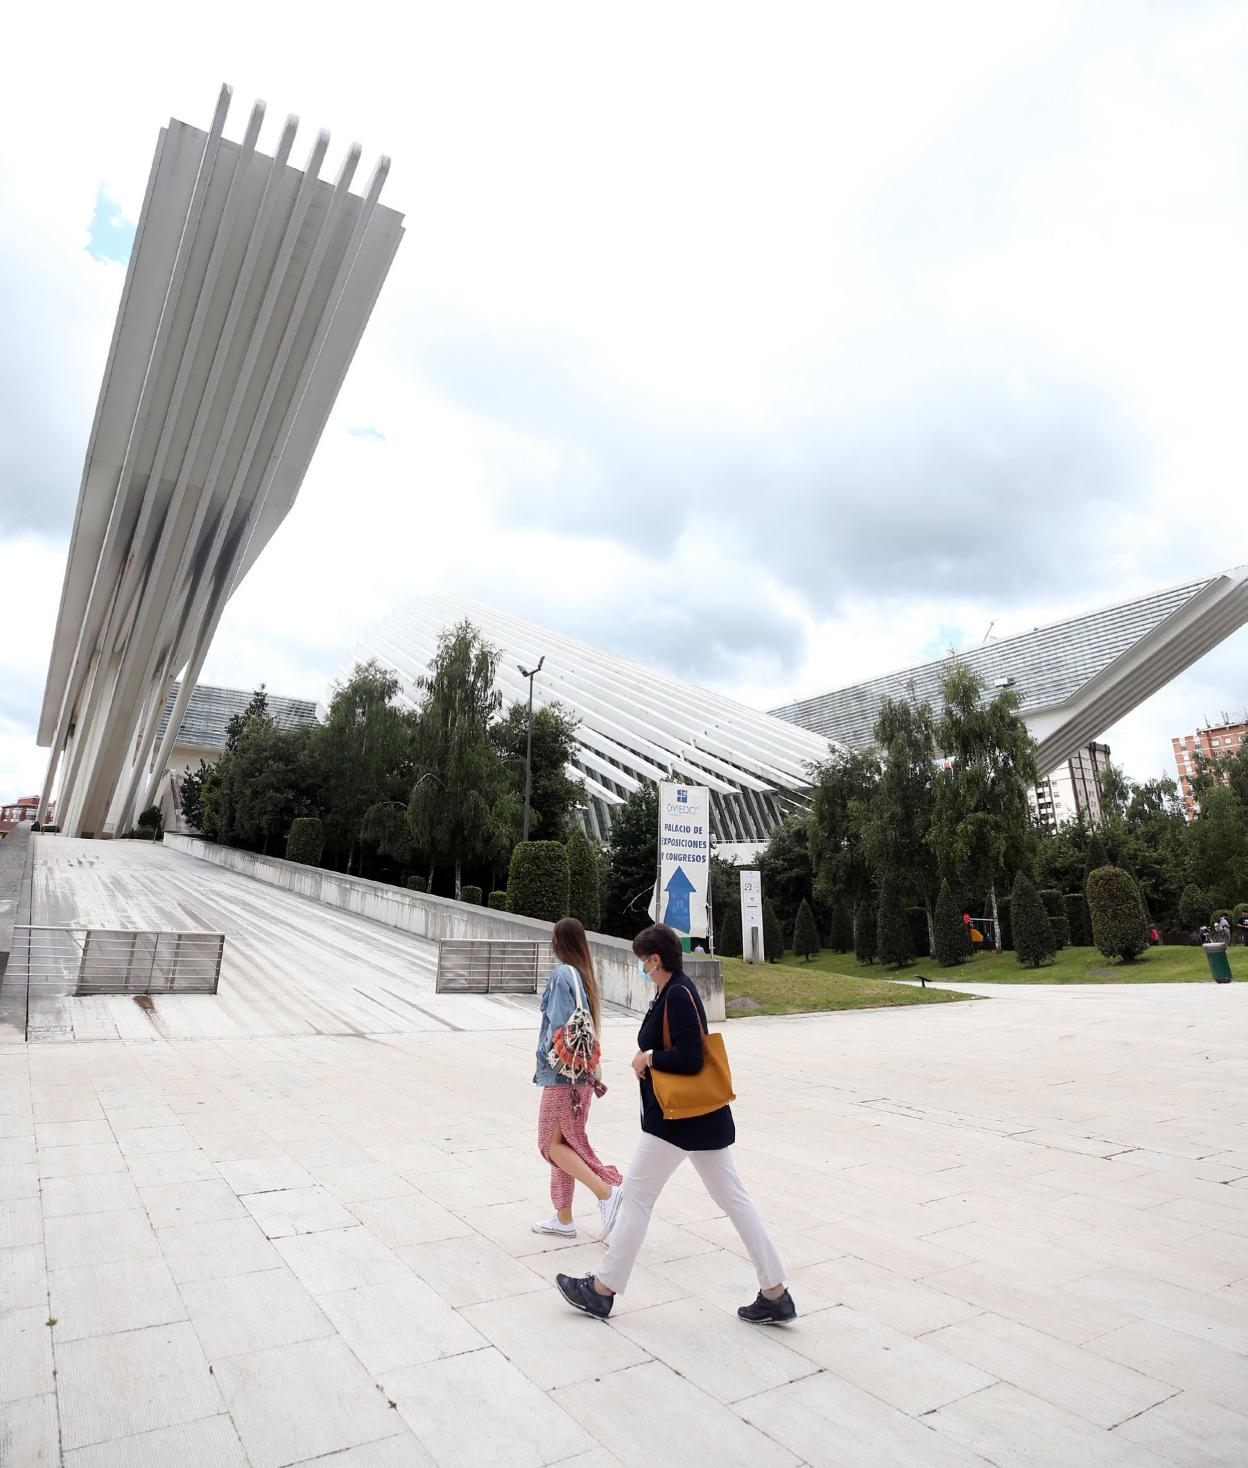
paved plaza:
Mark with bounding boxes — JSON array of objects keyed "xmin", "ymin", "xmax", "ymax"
[{"xmin": 2, "ymin": 841, "xmax": 1248, "ymax": 1465}]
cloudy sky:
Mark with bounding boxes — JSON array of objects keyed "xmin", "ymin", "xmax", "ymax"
[{"xmin": 3, "ymin": 0, "xmax": 1247, "ymax": 802}]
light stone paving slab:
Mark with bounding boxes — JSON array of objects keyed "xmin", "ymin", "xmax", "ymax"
[
  {"xmin": 212, "ymin": 1335, "xmax": 406, "ymax": 1467},
  {"xmin": 1, "ymin": 1305, "xmax": 56, "ymax": 1402},
  {"xmin": 347, "ymin": 1191, "xmax": 472, "ymax": 1248},
  {"xmin": 36, "ymin": 1143, "xmax": 127, "ymax": 1179},
  {"xmin": 44, "ymin": 1207, "xmax": 160, "ymax": 1272},
  {"xmin": 287, "ymin": 1434, "xmax": 437, "ymax": 1467},
  {"xmin": 384, "ymin": 1346, "xmax": 595, "ymax": 1468},
  {"xmin": 0, "ymin": 1241, "xmax": 47, "ymax": 1312},
  {"xmin": 42, "ymin": 1171, "xmax": 142, "ymax": 1218},
  {"xmin": 0, "ymin": 1392, "xmax": 60, "ymax": 1465},
  {"xmin": 239, "ymin": 1184, "xmax": 359, "ymax": 1238},
  {"xmin": 552, "ymin": 1359, "xmax": 799, "ymax": 1468},
  {"xmin": 49, "ymin": 1256, "xmax": 187, "ymax": 1342},
  {"xmin": 1085, "ymin": 1319, "xmax": 1248, "ymax": 1415},
  {"xmin": 734, "ymin": 1370, "xmax": 999, "ymax": 1468},
  {"xmin": 62, "ymin": 1413, "xmax": 250, "ymax": 1467},
  {"xmin": 138, "ymin": 1177, "xmax": 248, "ymax": 1228},
  {"xmin": 156, "ymin": 1215, "xmax": 284, "ymax": 1283},
  {"xmin": 179, "ymin": 1264, "xmax": 335, "ymax": 1360},
  {"xmin": 0, "ymin": 1194, "xmax": 42, "ymax": 1247},
  {"xmin": 318, "ymin": 1275, "xmax": 486, "ymax": 1375},
  {"xmin": 927, "ymin": 1380, "xmax": 1177, "ymax": 1468},
  {"xmin": 0, "ymin": 1162, "xmax": 40, "ymax": 1200},
  {"xmin": 55, "ymin": 1321, "xmax": 222, "ymax": 1451},
  {"xmin": 1111, "ymin": 1390, "xmax": 1248, "ymax": 1468},
  {"xmin": 459, "ymin": 1289, "xmax": 650, "ymax": 1391},
  {"xmin": 395, "ymin": 1233, "xmax": 547, "ymax": 1308},
  {"xmin": 276, "ymin": 1223, "xmax": 412, "ymax": 1295},
  {"xmin": 215, "ymin": 1156, "xmax": 315, "ymax": 1194}
]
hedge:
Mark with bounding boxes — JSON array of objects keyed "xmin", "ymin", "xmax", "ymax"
[
  {"xmin": 488, "ymin": 890, "xmax": 508, "ymax": 910},
  {"xmin": 1013, "ymin": 872, "xmax": 1056, "ymax": 967},
  {"xmin": 566, "ymin": 828, "xmax": 601, "ymax": 931},
  {"xmin": 406, "ymin": 875, "xmax": 427, "ymax": 893},
  {"xmin": 506, "ymin": 841, "xmax": 569, "ymax": 923},
  {"xmin": 1039, "ymin": 888, "xmax": 1070, "ymax": 949},
  {"xmin": 792, "ymin": 899, "xmax": 820, "ymax": 961},
  {"xmin": 1064, "ymin": 892, "xmax": 1092, "ymax": 947},
  {"xmin": 460, "ymin": 885, "xmax": 483, "ymax": 905},
  {"xmin": 286, "ymin": 817, "xmax": 324, "ymax": 867},
  {"xmin": 1087, "ymin": 865, "xmax": 1149, "ymax": 961}
]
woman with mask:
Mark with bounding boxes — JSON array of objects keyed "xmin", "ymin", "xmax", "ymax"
[
  {"xmin": 533, "ymin": 917, "xmax": 623, "ymax": 1239},
  {"xmin": 556, "ymin": 922, "xmax": 795, "ymax": 1325}
]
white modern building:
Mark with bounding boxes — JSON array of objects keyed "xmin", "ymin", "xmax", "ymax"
[
  {"xmin": 772, "ymin": 567, "xmax": 1248, "ymax": 777},
  {"xmin": 355, "ymin": 595, "xmax": 836, "ymax": 855},
  {"xmin": 36, "ymin": 86, "xmax": 403, "ymax": 838}
]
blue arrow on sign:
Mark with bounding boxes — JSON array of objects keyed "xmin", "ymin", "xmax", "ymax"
[{"xmin": 662, "ymin": 866, "xmax": 697, "ymax": 932}]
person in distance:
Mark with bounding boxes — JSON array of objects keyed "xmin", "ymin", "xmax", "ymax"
[
  {"xmin": 532, "ymin": 917, "xmax": 623, "ymax": 1240},
  {"xmin": 556, "ymin": 922, "xmax": 795, "ymax": 1325}
]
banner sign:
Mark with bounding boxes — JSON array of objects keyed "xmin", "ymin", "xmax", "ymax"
[
  {"xmin": 652, "ymin": 782, "xmax": 711, "ymax": 939},
  {"xmin": 739, "ymin": 869, "xmax": 765, "ymax": 963}
]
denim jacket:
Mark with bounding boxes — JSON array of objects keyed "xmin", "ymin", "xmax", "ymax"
[{"xmin": 533, "ymin": 962, "xmax": 583, "ymax": 1086}]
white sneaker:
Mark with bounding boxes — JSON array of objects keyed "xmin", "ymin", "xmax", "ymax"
[
  {"xmin": 531, "ymin": 1215, "xmax": 577, "ymax": 1237},
  {"xmin": 598, "ymin": 1183, "xmax": 624, "ymax": 1240}
]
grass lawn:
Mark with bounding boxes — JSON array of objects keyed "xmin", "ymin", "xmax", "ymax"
[
  {"xmin": 720, "ymin": 955, "xmax": 976, "ymax": 1017},
  {"xmin": 772, "ymin": 944, "xmax": 1230, "ymax": 985}
]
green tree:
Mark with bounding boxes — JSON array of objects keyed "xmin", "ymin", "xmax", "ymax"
[
  {"xmin": 1012, "ymin": 871, "xmax": 1056, "ymax": 967},
  {"xmin": 1185, "ymin": 785, "xmax": 1248, "ymax": 911},
  {"xmin": 853, "ymin": 899, "xmax": 877, "ymax": 965},
  {"xmin": 491, "ymin": 702, "xmax": 582, "ymax": 841},
  {"xmin": 179, "ymin": 759, "xmax": 211, "ymax": 832},
  {"xmin": 758, "ymin": 817, "xmax": 816, "ymax": 938},
  {"xmin": 763, "ymin": 898, "xmax": 784, "ymax": 962},
  {"xmin": 407, "ymin": 626, "xmax": 512, "ymax": 898},
  {"xmin": 876, "ymin": 873, "xmax": 914, "ymax": 968},
  {"xmin": 566, "ymin": 827, "xmax": 601, "ymax": 930},
  {"xmin": 1190, "ymin": 740, "xmax": 1248, "ymax": 810},
  {"xmin": 1033, "ymin": 821, "xmax": 1089, "ymax": 896},
  {"xmin": 1082, "ymin": 831, "xmax": 1109, "ymax": 883},
  {"xmin": 222, "ymin": 720, "xmax": 318, "ymax": 854},
  {"xmin": 319, "ymin": 661, "xmax": 416, "ymax": 875},
  {"xmin": 1179, "ymin": 883, "xmax": 1210, "ymax": 930},
  {"xmin": 360, "ymin": 801, "xmax": 412, "ymax": 864},
  {"xmin": 864, "ymin": 691, "xmax": 938, "ymax": 950},
  {"xmin": 934, "ymin": 879, "xmax": 968, "ymax": 967},
  {"xmin": 792, "ymin": 898, "xmax": 819, "ymax": 962},
  {"xmin": 601, "ymin": 785, "xmax": 658, "ymax": 938},
  {"xmin": 1087, "ymin": 865, "xmax": 1149, "ymax": 962},
  {"xmin": 808, "ymin": 749, "xmax": 880, "ymax": 921},
  {"xmin": 930, "ymin": 663, "xmax": 1037, "ymax": 951}
]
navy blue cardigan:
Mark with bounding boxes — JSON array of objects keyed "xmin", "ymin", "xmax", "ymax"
[{"xmin": 638, "ymin": 972, "xmax": 735, "ymax": 1151}]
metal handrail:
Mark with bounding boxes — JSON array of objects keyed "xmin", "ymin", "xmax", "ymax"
[
  {"xmin": 436, "ymin": 939, "xmax": 551, "ymax": 994},
  {"xmin": 8, "ymin": 925, "xmax": 224, "ymax": 995}
]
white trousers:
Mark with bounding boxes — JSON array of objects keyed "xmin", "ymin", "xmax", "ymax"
[{"xmin": 596, "ymin": 1133, "xmax": 785, "ymax": 1295}]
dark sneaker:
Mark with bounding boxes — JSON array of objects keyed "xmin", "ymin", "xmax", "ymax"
[
  {"xmin": 556, "ymin": 1272, "xmax": 614, "ymax": 1319},
  {"xmin": 738, "ymin": 1289, "xmax": 797, "ymax": 1325}
]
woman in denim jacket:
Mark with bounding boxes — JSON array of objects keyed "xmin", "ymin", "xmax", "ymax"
[{"xmin": 533, "ymin": 918, "xmax": 623, "ymax": 1239}]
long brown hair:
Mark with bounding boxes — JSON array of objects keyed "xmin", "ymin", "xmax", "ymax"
[{"xmin": 552, "ymin": 917, "xmax": 601, "ymax": 1033}]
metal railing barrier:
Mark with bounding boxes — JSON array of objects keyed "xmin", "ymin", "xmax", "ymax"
[
  {"xmin": 9, "ymin": 926, "xmax": 225, "ymax": 996},
  {"xmin": 435, "ymin": 940, "xmax": 551, "ymax": 995}
]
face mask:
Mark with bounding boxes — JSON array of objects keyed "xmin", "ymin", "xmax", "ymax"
[{"xmin": 636, "ymin": 959, "xmax": 651, "ymax": 981}]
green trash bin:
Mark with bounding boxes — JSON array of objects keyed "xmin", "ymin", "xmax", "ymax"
[{"xmin": 1203, "ymin": 941, "xmax": 1233, "ymax": 983}]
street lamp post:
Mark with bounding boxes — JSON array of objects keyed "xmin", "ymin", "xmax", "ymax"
[{"xmin": 517, "ymin": 656, "xmax": 545, "ymax": 842}]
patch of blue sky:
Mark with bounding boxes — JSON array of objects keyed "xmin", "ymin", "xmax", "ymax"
[
  {"xmin": 86, "ymin": 186, "xmax": 135, "ymax": 264},
  {"xmin": 921, "ymin": 624, "xmax": 963, "ymax": 659},
  {"xmin": 347, "ymin": 425, "xmax": 386, "ymax": 442}
]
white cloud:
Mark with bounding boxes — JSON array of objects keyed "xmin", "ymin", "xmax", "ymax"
[{"xmin": 3, "ymin": 0, "xmax": 1247, "ymax": 802}]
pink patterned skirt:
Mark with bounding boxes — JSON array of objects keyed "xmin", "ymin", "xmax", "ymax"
[{"xmin": 537, "ymin": 1085, "xmax": 622, "ymax": 1210}]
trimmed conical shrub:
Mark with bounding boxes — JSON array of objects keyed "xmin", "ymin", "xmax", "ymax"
[
  {"xmin": 506, "ymin": 841, "xmax": 569, "ymax": 922},
  {"xmin": 877, "ymin": 874, "xmax": 915, "ymax": 968},
  {"xmin": 1087, "ymin": 865, "xmax": 1149, "ymax": 961},
  {"xmin": 829, "ymin": 902, "xmax": 854, "ymax": 952},
  {"xmin": 854, "ymin": 899, "xmax": 878, "ymax": 965},
  {"xmin": 763, "ymin": 899, "xmax": 784, "ymax": 962},
  {"xmin": 935, "ymin": 879, "xmax": 968, "ymax": 967},
  {"xmin": 1083, "ymin": 833, "xmax": 1109, "ymax": 885},
  {"xmin": 286, "ymin": 818, "xmax": 324, "ymax": 867},
  {"xmin": 1012, "ymin": 871, "xmax": 1056, "ymax": 968},
  {"xmin": 1179, "ymin": 884, "xmax": 1209, "ymax": 931},
  {"xmin": 1039, "ymin": 889, "xmax": 1070, "ymax": 949},
  {"xmin": 792, "ymin": 899, "xmax": 820, "ymax": 962},
  {"xmin": 717, "ymin": 902, "xmax": 743, "ymax": 958}
]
